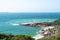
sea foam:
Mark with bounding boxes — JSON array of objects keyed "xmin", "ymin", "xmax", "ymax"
[{"xmin": 10, "ymin": 23, "xmax": 19, "ymax": 26}]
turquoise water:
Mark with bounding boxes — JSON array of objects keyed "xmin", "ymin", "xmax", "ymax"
[
  {"xmin": 0, "ymin": 13, "xmax": 59, "ymax": 36},
  {"xmin": 0, "ymin": 19, "xmax": 57, "ymax": 36}
]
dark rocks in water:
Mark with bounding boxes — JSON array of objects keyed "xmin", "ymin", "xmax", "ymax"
[{"xmin": 20, "ymin": 22, "xmax": 43, "ymax": 26}]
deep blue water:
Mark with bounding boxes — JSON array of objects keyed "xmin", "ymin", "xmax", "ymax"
[
  {"xmin": 0, "ymin": 12, "xmax": 60, "ymax": 36},
  {"xmin": 0, "ymin": 13, "xmax": 60, "ymax": 21}
]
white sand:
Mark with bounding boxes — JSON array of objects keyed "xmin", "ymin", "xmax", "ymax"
[{"xmin": 32, "ymin": 34, "xmax": 44, "ymax": 40}]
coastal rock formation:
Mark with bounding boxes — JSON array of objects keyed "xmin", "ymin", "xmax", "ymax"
[{"xmin": 20, "ymin": 22, "xmax": 42, "ymax": 26}]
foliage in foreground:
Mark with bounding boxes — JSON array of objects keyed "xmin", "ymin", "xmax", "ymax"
[{"xmin": 0, "ymin": 34, "xmax": 34, "ymax": 40}]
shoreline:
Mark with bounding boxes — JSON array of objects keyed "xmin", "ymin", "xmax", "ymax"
[{"xmin": 32, "ymin": 26, "xmax": 58, "ymax": 40}]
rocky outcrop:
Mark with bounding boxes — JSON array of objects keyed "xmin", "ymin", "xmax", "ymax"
[{"xmin": 20, "ymin": 22, "xmax": 43, "ymax": 26}]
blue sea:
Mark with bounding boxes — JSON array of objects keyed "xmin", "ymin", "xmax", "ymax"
[{"xmin": 0, "ymin": 12, "xmax": 60, "ymax": 36}]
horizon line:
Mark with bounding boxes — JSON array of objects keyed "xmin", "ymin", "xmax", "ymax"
[{"xmin": 0, "ymin": 12, "xmax": 60, "ymax": 13}]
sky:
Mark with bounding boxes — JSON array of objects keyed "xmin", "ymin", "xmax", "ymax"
[{"xmin": 0, "ymin": 0, "xmax": 60, "ymax": 12}]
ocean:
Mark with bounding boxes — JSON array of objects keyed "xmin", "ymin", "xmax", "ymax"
[{"xmin": 0, "ymin": 12, "xmax": 60, "ymax": 36}]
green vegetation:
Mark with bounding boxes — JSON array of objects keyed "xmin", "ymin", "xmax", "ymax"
[
  {"xmin": 38, "ymin": 32, "xmax": 60, "ymax": 40},
  {"xmin": 53, "ymin": 19, "xmax": 60, "ymax": 25},
  {"xmin": 41, "ymin": 19, "xmax": 60, "ymax": 26},
  {"xmin": 38, "ymin": 19, "xmax": 60, "ymax": 40},
  {"xmin": 0, "ymin": 34, "xmax": 34, "ymax": 40},
  {"xmin": 41, "ymin": 22, "xmax": 53, "ymax": 26}
]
